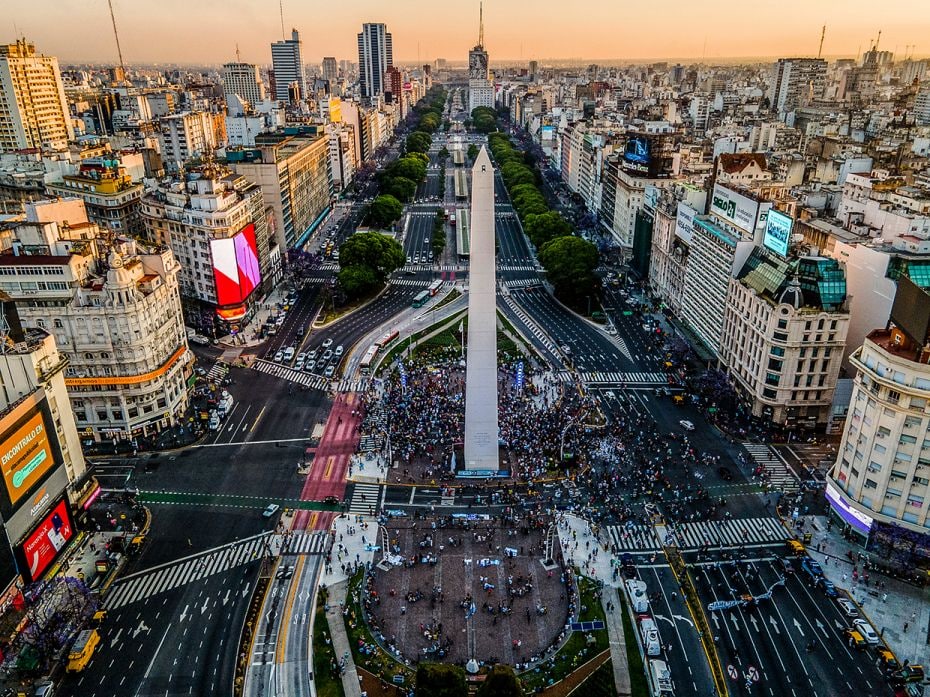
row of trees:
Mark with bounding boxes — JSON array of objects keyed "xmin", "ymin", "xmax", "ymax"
[
  {"xmin": 337, "ymin": 231, "xmax": 405, "ymax": 298},
  {"xmin": 487, "ymin": 131, "xmax": 600, "ymax": 309},
  {"xmin": 470, "ymin": 106, "xmax": 498, "ymax": 133}
]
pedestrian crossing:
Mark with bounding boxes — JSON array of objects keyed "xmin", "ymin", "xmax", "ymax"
[
  {"xmin": 613, "ymin": 336, "xmax": 634, "ymax": 362},
  {"xmin": 502, "ymin": 278, "xmax": 543, "ymax": 290},
  {"xmin": 605, "ymin": 517, "xmax": 790, "ymax": 552},
  {"xmin": 501, "ymin": 295, "xmax": 558, "ymax": 355},
  {"xmin": 104, "ymin": 532, "xmax": 327, "ymax": 610},
  {"xmin": 253, "ymin": 359, "xmax": 332, "ymax": 390},
  {"xmin": 580, "ymin": 371, "xmax": 668, "ymax": 385},
  {"xmin": 390, "ymin": 278, "xmax": 432, "ymax": 287},
  {"xmin": 348, "ymin": 482, "xmax": 383, "ymax": 516},
  {"xmin": 742, "ymin": 443, "xmax": 800, "ymax": 493},
  {"xmin": 206, "ymin": 361, "xmax": 229, "ymax": 382},
  {"xmin": 336, "ymin": 377, "xmax": 369, "ymax": 393},
  {"xmin": 499, "ymin": 264, "xmax": 539, "ymax": 272}
]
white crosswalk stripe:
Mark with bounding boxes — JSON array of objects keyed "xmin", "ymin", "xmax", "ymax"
[
  {"xmin": 742, "ymin": 443, "xmax": 800, "ymax": 493},
  {"xmin": 499, "ymin": 264, "xmax": 539, "ymax": 272},
  {"xmin": 580, "ymin": 372, "xmax": 667, "ymax": 385},
  {"xmin": 390, "ymin": 278, "xmax": 432, "ymax": 287},
  {"xmin": 337, "ymin": 377, "xmax": 369, "ymax": 393},
  {"xmin": 502, "ymin": 278, "xmax": 543, "ymax": 289},
  {"xmin": 606, "ymin": 517, "xmax": 790, "ymax": 552},
  {"xmin": 206, "ymin": 361, "xmax": 228, "ymax": 382},
  {"xmin": 502, "ymin": 295, "xmax": 557, "ymax": 354},
  {"xmin": 348, "ymin": 483, "xmax": 382, "ymax": 515},
  {"xmin": 104, "ymin": 532, "xmax": 326, "ymax": 610},
  {"xmin": 252, "ymin": 358, "xmax": 332, "ymax": 390}
]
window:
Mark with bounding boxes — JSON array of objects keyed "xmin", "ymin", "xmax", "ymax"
[
  {"xmin": 762, "ymin": 387, "xmax": 777, "ymax": 399},
  {"xmin": 771, "ymin": 346, "xmax": 785, "ymax": 357},
  {"xmin": 777, "ymin": 319, "xmax": 787, "ymax": 330},
  {"xmin": 888, "ymin": 390, "xmax": 901, "ymax": 404},
  {"xmin": 96, "ymin": 411, "xmax": 108, "ymax": 421}
]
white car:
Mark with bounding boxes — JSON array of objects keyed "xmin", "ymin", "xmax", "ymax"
[
  {"xmin": 321, "ymin": 338, "xmax": 333, "ymax": 348},
  {"xmin": 262, "ymin": 503, "xmax": 280, "ymax": 518},
  {"xmin": 679, "ymin": 420, "xmax": 695, "ymax": 431},
  {"xmin": 334, "ymin": 345, "xmax": 344, "ymax": 356},
  {"xmin": 273, "ymin": 350, "xmax": 284, "ymax": 362},
  {"xmin": 853, "ymin": 619, "xmax": 879, "ymax": 645},
  {"xmin": 836, "ymin": 597, "xmax": 860, "ymax": 618}
]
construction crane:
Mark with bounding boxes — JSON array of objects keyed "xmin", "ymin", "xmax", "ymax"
[{"xmin": 107, "ymin": 0, "xmax": 126, "ymax": 80}]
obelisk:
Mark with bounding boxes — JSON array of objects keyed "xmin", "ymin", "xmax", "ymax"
[{"xmin": 463, "ymin": 146, "xmax": 499, "ymax": 471}]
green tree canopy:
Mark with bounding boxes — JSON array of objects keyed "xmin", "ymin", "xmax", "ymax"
[
  {"xmin": 415, "ymin": 663, "xmax": 467, "ymax": 697},
  {"xmin": 406, "ymin": 131, "xmax": 432, "ymax": 154},
  {"xmin": 366, "ymin": 195, "xmax": 404, "ymax": 228},
  {"xmin": 471, "ymin": 106, "xmax": 498, "ymax": 133},
  {"xmin": 501, "ymin": 161, "xmax": 536, "ymax": 187},
  {"xmin": 385, "ymin": 156, "xmax": 427, "ymax": 183},
  {"xmin": 524, "ymin": 211, "xmax": 572, "ymax": 248},
  {"xmin": 383, "ymin": 176, "xmax": 417, "ymax": 203},
  {"xmin": 476, "ymin": 665, "xmax": 524, "ymax": 697},
  {"xmin": 538, "ymin": 235, "xmax": 600, "ymax": 307},
  {"xmin": 337, "ymin": 264, "xmax": 380, "ymax": 300},
  {"xmin": 467, "ymin": 143, "xmax": 479, "ymax": 160},
  {"xmin": 420, "ymin": 112, "xmax": 441, "ymax": 132},
  {"xmin": 339, "ymin": 231, "xmax": 405, "ymax": 281}
]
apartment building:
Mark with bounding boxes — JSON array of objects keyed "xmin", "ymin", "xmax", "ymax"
[{"xmin": 46, "ymin": 158, "xmax": 144, "ymax": 238}]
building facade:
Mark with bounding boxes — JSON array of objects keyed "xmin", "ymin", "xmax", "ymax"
[
  {"xmin": 357, "ymin": 23, "xmax": 393, "ymax": 102},
  {"xmin": 222, "ymin": 62, "xmax": 266, "ymax": 112},
  {"xmin": 0, "ymin": 40, "xmax": 73, "ymax": 153},
  {"xmin": 271, "ymin": 30, "xmax": 307, "ymax": 103},
  {"xmin": 158, "ymin": 112, "xmax": 218, "ymax": 172},
  {"xmin": 46, "ymin": 158, "xmax": 145, "ymax": 238},
  {"xmin": 769, "ymin": 58, "xmax": 827, "ymax": 117}
]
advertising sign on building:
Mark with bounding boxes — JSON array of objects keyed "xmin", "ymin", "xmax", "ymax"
[
  {"xmin": 710, "ymin": 183, "xmax": 760, "ymax": 233},
  {"xmin": 15, "ymin": 497, "xmax": 74, "ymax": 583},
  {"xmin": 675, "ymin": 202, "xmax": 697, "ymax": 244},
  {"xmin": 0, "ymin": 396, "xmax": 61, "ymax": 515},
  {"xmin": 763, "ymin": 209, "xmax": 793, "ymax": 257}
]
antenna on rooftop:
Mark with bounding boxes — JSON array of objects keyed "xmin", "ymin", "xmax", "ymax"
[
  {"xmin": 236, "ymin": 43, "xmax": 240, "ymax": 63},
  {"xmin": 818, "ymin": 25, "xmax": 826, "ymax": 59},
  {"xmin": 478, "ymin": 1, "xmax": 484, "ymax": 48},
  {"xmin": 107, "ymin": 0, "xmax": 127, "ymax": 79},
  {"xmin": 279, "ymin": 0, "xmax": 286, "ymax": 40}
]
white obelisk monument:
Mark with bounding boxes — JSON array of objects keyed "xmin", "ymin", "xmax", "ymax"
[{"xmin": 463, "ymin": 146, "xmax": 499, "ymax": 471}]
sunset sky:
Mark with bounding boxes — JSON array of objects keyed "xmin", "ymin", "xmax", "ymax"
[{"xmin": 8, "ymin": 0, "xmax": 929, "ymax": 66}]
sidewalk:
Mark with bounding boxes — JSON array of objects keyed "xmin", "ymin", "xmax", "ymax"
[
  {"xmin": 557, "ymin": 514, "xmax": 621, "ymax": 587},
  {"xmin": 601, "ymin": 596, "xmax": 633, "ymax": 697},
  {"xmin": 799, "ymin": 514, "xmax": 930, "ymax": 667},
  {"xmin": 217, "ymin": 282, "xmax": 292, "ymax": 349},
  {"xmin": 320, "ymin": 514, "xmax": 381, "ymax": 587},
  {"xmin": 325, "ymin": 580, "xmax": 363, "ymax": 697}
]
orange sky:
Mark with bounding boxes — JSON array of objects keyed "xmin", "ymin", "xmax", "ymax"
[{"xmin": 9, "ymin": 0, "xmax": 930, "ymax": 65}]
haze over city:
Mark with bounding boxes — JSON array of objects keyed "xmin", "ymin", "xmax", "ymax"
[{"xmin": 9, "ymin": 0, "xmax": 930, "ymax": 64}]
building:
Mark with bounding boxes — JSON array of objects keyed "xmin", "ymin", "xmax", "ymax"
[
  {"xmin": 222, "ymin": 62, "xmax": 265, "ymax": 113},
  {"xmin": 271, "ymin": 29, "xmax": 307, "ymax": 103},
  {"xmin": 228, "ymin": 132, "xmax": 332, "ymax": 250},
  {"xmin": 322, "ymin": 57, "xmax": 338, "ymax": 84},
  {"xmin": 1, "ymin": 199, "xmax": 193, "ymax": 443},
  {"xmin": 826, "ymin": 278, "xmax": 930, "ymax": 564},
  {"xmin": 0, "ymin": 40, "xmax": 74, "ymax": 153},
  {"xmin": 720, "ymin": 247, "xmax": 849, "ymax": 428},
  {"xmin": 357, "ymin": 23, "xmax": 393, "ymax": 103},
  {"xmin": 769, "ymin": 58, "xmax": 827, "ymax": 117},
  {"xmin": 142, "ymin": 165, "xmax": 275, "ymax": 335},
  {"xmin": 46, "ymin": 158, "xmax": 145, "ymax": 238},
  {"xmin": 467, "ymin": 6, "xmax": 494, "ymax": 113},
  {"xmin": 158, "ymin": 112, "xmax": 218, "ymax": 172}
]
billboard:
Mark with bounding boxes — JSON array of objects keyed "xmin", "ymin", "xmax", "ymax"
[
  {"xmin": 622, "ymin": 136, "xmax": 651, "ymax": 175},
  {"xmin": 710, "ymin": 183, "xmax": 760, "ymax": 233},
  {"xmin": 763, "ymin": 209, "xmax": 793, "ymax": 257},
  {"xmin": 0, "ymin": 399, "xmax": 60, "ymax": 511},
  {"xmin": 211, "ymin": 224, "xmax": 262, "ymax": 306},
  {"xmin": 890, "ymin": 276, "xmax": 930, "ymax": 348},
  {"xmin": 675, "ymin": 202, "xmax": 697, "ymax": 244},
  {"xmin": 15, "ymin": 497, "xmax": 74, "ymax": 583},
  {"xmin": 825, "ymin": 482, "xmax": 873, "ymax": 535}
]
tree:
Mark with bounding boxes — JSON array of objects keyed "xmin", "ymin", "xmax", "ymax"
[
  {"xmin": 467, "ymin": 143, "xmax": 479, "ymax": 160},
  {"xmin": 366, "ymin": 195, "xmax": 403, "ymax": 228},
  {"xmin": 501, "ymin": 161, "xmax": 536, "ymax": 187},
  {"xmin": 384, "ymin": 176, "xmax": 417, "ymax": 203},
  {"xmin": 337, "ymin": 264, "xmax": 380, "ymax": 299},
  {"xmin": 476, "ymin": 665, "xmax": 524, "ymax": 697},
  {"xmin": 385, "ymin": 156, "xmax": 427, "ymax": 183},
  {"xmin": 524, "ymin": 211, "xmax": 572, "ymax": 248},
  {"xmin": 339, "ymin": 231, "xmax": 405, "ymax": 280},
  {"xmin": 416, "ymin": 663, "xmax": 467, "ymax": 697},
  {"xmin": 471, "ymin": 106, "xmax": 497, "ymax": 133},
  {"xmin": 420, "ymin": 112, "xmax": 440, "ymax": 132},
  {"xmin": 405, "ymin": 131, "xmax": 432, "ymax": 154},
  {"xmin": 538, "ymin": 235, "xmax": 600, "ymax": 308}
]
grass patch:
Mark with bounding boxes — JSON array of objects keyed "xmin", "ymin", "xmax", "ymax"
[
  {"xmin": 429, "ymin": 288, "xmax": 461, "ymax": 312},
  {"xmin": 313, "ymin": 589, "xmax": 346, "ymax": 697},
  {"xmin": 571, "ymin": 661, "xmax": 618, "ymax": 697},
  {"xmin": 519, "ymin": 577, "xmax": 609, "ymax": 693},
  {"xmin": 616, "ymin": 589, "xmax": 648, "ymax": 697}
]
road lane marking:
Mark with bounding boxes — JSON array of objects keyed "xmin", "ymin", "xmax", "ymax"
[
  {"xmin": 323, "ymin": 457, "xmax": 334, "ymax": 480},
  {"xmin": 275, "ymin": 556, "xmax": 306, "ymax": 665},
  {"xmin": 250, "ymin": 405, "xmax": 267, "ymax": 433}
]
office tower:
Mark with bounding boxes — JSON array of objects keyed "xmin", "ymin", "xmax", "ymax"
[
  {"xmin": 322, "ymin": 57, "xmax": 338, "ymax": 83},
  {"xmin": 467, "ymin": 3, "xmax": 494, "ymax": 112},
  {"xmin": 271, "ymin": 29, "xmax": 307, "ymax": 103},
  {"xmin": 222, "ymin": 62, "xmax": 266, "ymax": 111},
  {"xmin": 769, "ymin": 58, "xmax": 827, "ymax": 115},
  {"xmin": 357, "ymin": 23, "xmax": 393, "ymax": 102},
  {"xmin": 528, "ymin": 60, "xmax": 538, "ymax": 81},
  {"xmin": 0, "ymin": 39, "xmax": 74, "ymax": 152}
]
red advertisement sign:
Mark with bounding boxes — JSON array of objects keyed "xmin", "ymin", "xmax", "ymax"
[{"xmin": 18, "ymin": 498, "xmax": 73, "ymax": 583}]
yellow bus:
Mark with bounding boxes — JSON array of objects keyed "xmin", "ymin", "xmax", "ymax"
[{"xmin": 66, "ymin": 629, "xmax": 100, "ymax": 672}]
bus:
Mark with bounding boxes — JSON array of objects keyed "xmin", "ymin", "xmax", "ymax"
[
  {"xmin": 428, "ymin": 280, "xmax": 443, "ymax": 297},
  {"xmin": 412, "ymin": 290, "xmax": 430, "ymax": 308},
  {"xmin": 376, "ymin": 330, "xmax": 399, "ymax": 348},
  {"xmin": 67, "ymin": 629, "xmax": 100, "ymax": 672},
  {"xmin": 359, "ymin": 345, "xmax": 379, "ymax": 375}
]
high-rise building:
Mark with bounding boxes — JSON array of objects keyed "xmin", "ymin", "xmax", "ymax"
[
  {"xmin": 0, "ymin": 40, "xmax": 74, "ymax": 152},
  {"xmin": 142, "ymin": 165, "xmax": 275, "ymax": 335},
  {"xmin": 46, "ymin": 158, "xmax": 145, "ymax": 238},
  {"xmin": 271, "ymin": 29, "xmax": 307, "ymax": 103},
  {"xmin": 322, "ymin": 57, "xmax": 338, "ymax": 84},
  {"xmin": 158, "ymin": 111, "xmax": 218, "ymax": 172},
  {"xmin": 357, "ymin": 23, "xmax": 393, "ymax": 102},
  {"xmin": 915, "ymin": 87, "xmax": 930, "ymax": 127},
  {"xmin": 769, "ymin": 58, "xmax": 827, "ymax": 116},
  {"xmin": 2, "ymin": 199, "xmax": 192, "ymax": 442},
  {"xmin": 467, "ymin": 4, "xmax": 494, "ymax": 113},
  {"xmin": 827, "ymin": 278, "xmax": 930, "ymax": 560},
  {"xmin": 222, "ymin": 62, "xmax": 266, "ymax": 112}
]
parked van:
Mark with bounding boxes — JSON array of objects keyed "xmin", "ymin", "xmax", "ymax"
[
  {"xmin": 625, "ymin": 579, "xmax": 649, "ymax": 613},
  {"xmin": 217, "ymin": 391, "xmax": 234, "ymax": 418},
  {"xmin": 66, "ymin": 629, "xmax": 100, "ymax": 672},
  {"xmin": 648, "ymin": 659, "xmax": 674, "ymax": 696},
  {"xmin": 638, "ymin": 615, "xmax": 662, "ymax": 657}
]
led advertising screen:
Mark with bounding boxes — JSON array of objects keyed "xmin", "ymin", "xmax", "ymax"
[
  {"xmin": 211, "ymin": 224, "xmax": 262, "ymax": 306},
  {"xmin": 15, "ymin": 497, "xmax": 74, "ymax": 583},
  {"xmin": 0, "ymin": 403, "xmax": 58, "ymax": 509},
  {"xmin": 762, "ymin": 209, "xmax": 793, "ymax": 257},
  {"xmin": 622, "ymin": 136, "xmax": 651, "ymax": 174},
  {"xmin": 825, "ymin": 482, "xmax": 873, "ymax": 535}
]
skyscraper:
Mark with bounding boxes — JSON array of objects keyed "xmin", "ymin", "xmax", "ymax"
[
  {"xmin": 222, "ymin": 62, "xmax": 266, "ymax": 112},
  {"xmin": 468, "ymin": 3, "xmax": 494, "ymax": 113},
  {"xmin": 769, "ymin": 58, "xmax": 827, "ymax": 116},
  {"xmin": 357, "ymin": 23, "xmax": 393, "ymax": 102},
  {"xmin": 322, "ymin": 57, "xmax": 338, "ymax": 83},
  {"xmin": 0, "ymin": 39, "xmax": 73, "ymax": 152},
  {"xmin": 271, "ymin": 29, "xmax": 307, "ymax": 103}
]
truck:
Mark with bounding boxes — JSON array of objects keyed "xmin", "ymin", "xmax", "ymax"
[
  {"xmin": 66, "ymin": 629, "xmax": 100, "ymax": 672},
  {"xmin": 637, "ymin": 615, "xmax": 662, "ymax": 657},
  {"xmin": 647, "ymin": 659, "xmax": 674, "ymax": 696},
  {"xmin": 216, "ymin": 391, "xmax": 234, "ymax": 418},
  {"xmin": 625, "ymin": 579, "xmax": 650, "ymax": 613}
]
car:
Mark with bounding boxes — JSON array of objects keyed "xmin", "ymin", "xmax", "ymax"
[
  {"xmin": 800, "ymin": 557, "xmax": 824, "ymax": 580},
  {"xmin": 273, "ymin": 350, "xmax": 284, "ymax": 362},
  {"xmin": 322, "ymin": 495, "xmax": 341, "ymax": 505},
  {"xmin": 853, "ymin": 619, "xmax": 880, "ymax": 645},
  {"xmin": 560, "ymin": 344, "xmax": 572, "ymax": 355},
  {"xmin": 307, "ymin": 349, "xmax": 318, "ymax": 360},
  {"xmin": 296, "ymin": 352, "xmax": 307, "ymax": 364},
  {"xmin": 262, "ymin": 504, "xmax": 280, "ymax": 518},
  {"xmin": 295, "ymin": 358, "xmax": 305, "ymax": 371},
  {"xmin": 321, "ymin": 338, "xmax": 333, "ymax": 348},
  {"xmin": 322, "ymin": 349, "xmax": 333, "ymax": 361},
  {"xmin": 305, "ymin": 359, "xmax": 316, "ymax": 372},
  {"xmin": 324, "ymin": 365, "xmax": 335, "ymax": 377},
  {"xmin": 679, "ymin": 420, "xmax": 695, "ymax": 431},
  {"xmin": 776, "ymin": 557, "xmax": 795, "ymax": 574},
  {"xmin": 843, "ymin": 628, "xmax": 867, "ymax": 650},
  {"xmin": 877, "ymin": 649, "xmax": 900, "ymax": 672},
  {"xmin": 890, "ymin": 665, "xmax": 925, "ymax": 686},
  {"xmin": 334, "ymin": 345, "xmax": 344, "ymax": 356},
  {"xmin": 717, "ymin": 466, "xmax": 733, "ymax": 481},
  {"xmin": 836, "ymin": 597, "xmax": 860, "ymax": 618},
  {"xmin": 816, "ymin": 577, "xmax": 838, "ymax": 597}
]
